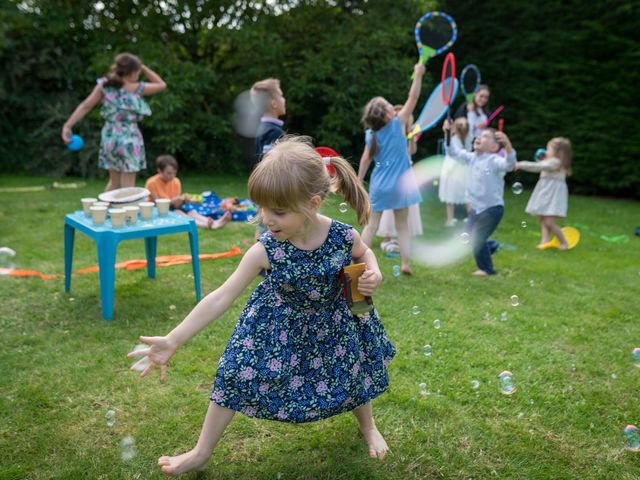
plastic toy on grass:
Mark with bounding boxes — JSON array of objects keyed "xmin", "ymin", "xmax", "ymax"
[
  {"xmin": 340, "ymin": 263, "xmax": 373, "ymax": 317},
  {"xmin": 185, "ymin": 193, "xmax": 203, "ymax": 204},
  {"xmin": 538, "ymin": 226, "xmax": 580, "ymax": 250}
]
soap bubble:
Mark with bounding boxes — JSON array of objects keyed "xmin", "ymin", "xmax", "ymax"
[
  {"xmin": 433, "ymin": 319, "xmax": 441, "ymax": 329},
  {"xmin": 106, "ymin": 409, "xmax": 116, "ymax": 428},
  {"xmin": 130, "ymin": 344, "xmax": 152, "ymax": 372},
  {"xmin": 233, "ymin": 90, "xmax": 261, "ymax": 137},
  {"xmin": 169, "ymin": 304, "xmax": 176, "ymax": 311},
  {"xmin": 510, "ymin": 295, "xmax": 519, "ymax": 307},
  {"xmin": 338, "ymin": 202, "xmax": 348, "ymax": 213},
  {"xmin": 411, "ymin": 305, "xmax": 420, "ymax": 315},
  {"xmin": 0, "ymin": 247, "xmax": 16, "ymax": 274},
  {"xmin": 534, "ymin": 148, "xmax": 546, "ymax": 161},
  {"xmin": 418, "ymin": 383, "xmax": 429, "ymax": 395},
  {"xmin": 423, "ymin": 344, "xmax": 432, "ymax": 357},
  {"xmin": 624, "ymin": 425, "xmax": 640, "ymax": 451},
  {"xmin": 611, "ymin": 373, "xmax": 617, "ymax": 380},
  {"xmin": 500, "ymin": 311, "xmax": 508, "ymax": 322},
  {"xmin": 521, "ymin": 221, "xmax": 527, "ymax": 228},
  {"xmin": 433, "ymin": 179, "xmax": 439, "ymax": 187},
  {"xmin": 632, "ymin": 348, "xmax": 640, "ymax": 367},
  {"xmin": 459, "ymin": 232, "xmax": 470, "ymax": 244},
  {"xmin": 529, "ymin": 280, "xmax": 535, "ymax": 287},
  {"xmin": 471, "ymin": 380, "xmax": 480, "ymax": 390},
  {"xmin": 392, "ymin": 265, "xmax": 401, "ymax": 277},
  {"xmin": 403, "ymin": 157, "xmax": 471, "ymax": 267},
  {"xmin": 512, "ymin": 182, "xmax": 523, "ymax": 195},
  {"xmin": 120, "ymin": 436, "xmax": 136, "ymax": 461},
  {"xmin": 498, "ymin": 371, "xmax": 516, "ymax": 395}
]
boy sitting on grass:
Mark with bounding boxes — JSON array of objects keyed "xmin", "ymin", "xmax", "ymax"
[{"xmin": 145, "ymin": 155, "xmax": 230, "ymax": 229}]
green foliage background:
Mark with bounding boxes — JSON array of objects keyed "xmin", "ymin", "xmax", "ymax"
[{"xmin": 1, "ymin": 0, "xmax": 638, "ymax": 197}]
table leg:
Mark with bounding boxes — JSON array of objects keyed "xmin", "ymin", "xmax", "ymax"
[
  {"xmin": 64, "ymin": 223, "xmax": 75, "ymax": 292},
  {"xmin": 145, "ymin": 236, "xmax": 157, "ymax": 279},
  {"xmin": 97, "ymin": 235, "xmax": 117, "ymax": 321},
  {"xmin": 188, "ymin": 226, "xmax": 202, "ymax": 301}
]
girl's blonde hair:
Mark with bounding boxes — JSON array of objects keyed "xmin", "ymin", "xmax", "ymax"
[
  {"xmin": 248, "ymin": 137, "xmax": 371, "ymax": 225},
  {"xmin": 453, "ymin": 117, "xmax": 469, "ymax": 143},
  {"xmin": 104, "ymin": 53, "xmax": 142, "ymax": 89},
  {"xmin": 549, "ymin": 137, "xmax": 572, "ymax": 176}
]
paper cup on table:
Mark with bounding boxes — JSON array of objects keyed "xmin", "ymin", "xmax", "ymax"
[
  {"xmin": 90, "ymin": 206, "xmax": 107, "ymax": 225},
  {"xmin": 139, "ymin": 202, "xmax": 154, "ymax": 220},
  {"xmin": 81, "ymin": 198, "xmax": 98, "ymax": 216},
  {"xmin": 109, "ymin": 208, "xmax": 125, "ymax": 228},
  {"xmin": 156, "ymin": 199, "xmax": 170, "ymax": 216},
  {"xmin": 123, "ymin": 206, "xmax": 139, "ymax": 225}
]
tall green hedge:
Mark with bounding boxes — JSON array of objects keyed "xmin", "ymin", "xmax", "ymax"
[
  {"xmin": 1, "ymin": 0, "xmax": 638, "ymax": 197},
  {"xmin": 440, "ymin": 0, "xmax": 640, "ymax": 197}
]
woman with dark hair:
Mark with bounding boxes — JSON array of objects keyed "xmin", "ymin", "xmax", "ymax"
[{"xmin": 62, "ymin": 53, "xmax": 166, "ymax": 191}]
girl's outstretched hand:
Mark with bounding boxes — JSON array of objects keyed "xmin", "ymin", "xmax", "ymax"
[
  {"xmin": 128, "ymin": 335, "xmax": 178, "ymax": 383},
  {"xmin": 357, "ymin": 268, "xmax": 382, "ymax": 297}
]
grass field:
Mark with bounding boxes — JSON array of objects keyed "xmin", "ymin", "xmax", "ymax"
[{"xmin": 0, "ymin": 172, "xmax": 639, "ymax": 479}]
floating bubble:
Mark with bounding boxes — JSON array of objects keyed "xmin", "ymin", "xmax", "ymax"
[
  {"xmin": 433, "ymin": 179, "xmax": 439, "ymax": 187},
  {"xmin": 633, "ymin": 348, "xmax": 640, "ymax": 367},
  {"xmin": 500, "ymin": 311, "xmax": 508, "ymax": 322},
  {"xmin": 338, "ymin": 202, "xmax": 348, "ymax": 213},
  {"xmin": 624, "ymin": 425, "xmax": 640, "ymax": 451},
  {"xmin": 0, "ymin": 247, "xmax": 16, "ymax": 274},
  {"xmin": 411, "ymin": 305, "xmax": 420, "ymax": 315},
  {"xmin": 169, "ymin": 304, "xmax": 176, "ymax": 311},
  {"xmin": 418, "ymin": 383, "xmax": 429, "ymax": 395},
  {"xmin": 130, "ymin": 344, "xmax": 152, "ymax": 372},
  {"xmin": 433, "ymin": 319, "xmax": 441, "ymax": 329},
  {"xmin": 521, "ymin": 221, "xmax": 527, "ymax": 228},
  {"xmin": 534, "ymin": 148, "xmax": 547, "ymax": 161},
  {"xmin": 529, "ymin": 280, "xmax": 535, "ymax": 287},
  {"xmin": 405, "ymin": 157, "xmax": 471, "ymax": 267},
  {"xmin": 471, "ymin": 380, "xmax": 480, "ymax": 390},
  {"xmin": 611, "ymin": 373, "xmax": 617, "ymax": 379},
  {"xmin": 423, "ymin": 344, "xmax": 432, "ymax": 357},
  {"xmin": 120, "ymin": 436, "xmax": 136, "ymax": 461},
  {"xmin": 459, "ymin": 232, "xmax": 470, "ymax": 244},
  {"xmin": 106, "ymin": 409, "xmax": 116, "ymax": 428},
  {"xmin": 511, "ymin": 295, "xmax": 519, "ymax": 307},
  {"xmin": 512, "ymin": 182, "xmax": 523, "ymax": 195},
  {"xmin": 498, "ymin": 371, "xmax": 516, "ymax": 395},
  {"xmin": 233, "ymin": 90, "xmax": 261, "ymax": 137},
  {"xmin": 392, "ymin": 265, "xmax": 401, "ymax": 277}
]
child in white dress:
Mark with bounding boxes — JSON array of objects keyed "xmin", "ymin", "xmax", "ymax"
[
  {"xmin": 439, "ymin": 117, "xmax": 470, "ymax": 226},
  {"xmin": 515, "ymin": 137, "xmax": 572, "ymax": 249}
]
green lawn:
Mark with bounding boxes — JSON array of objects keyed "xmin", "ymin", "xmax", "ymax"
[{"xmin": 0, "ymin": 173, "xmax": 639, "ymax": 479}]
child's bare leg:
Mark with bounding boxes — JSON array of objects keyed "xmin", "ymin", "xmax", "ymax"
[
  {"xmin": 361, "ymin": 211, "xmax": 383, "ymax": 248},
  {"xmin": 393, "ymin": 208, "xmax": 411, "ymax": 275},
  {"xmin": 105, "ymin": 169, "xmax": 121, "ymax": 192},
  {"xmin": 538, "ymin": 215, "xmax": 550, "ymax": 245},
  {"xmin": 158, "ymin": 403, "xmax": 235, "ymax": 476},
  {"xmin": 543, "ymin": 216, "xmax": 568, "ymax": 248},
  {"xmin": 119, "ymin": 171, "xmax": 136, "ymax": 189},
  {"xmin": 210, "ymin": 211, "xmax": 231, "ymax": 229},
  {"xmin": 185, "ymin": 209, "xmax": 210, "ymax": 229},
  {"xmin": 352, "ymin": 402, "xmax": 389, "ymax": 459},
  {"xmin": 445, "ymin": 203, "xmax": 455, "ymax": 225}
]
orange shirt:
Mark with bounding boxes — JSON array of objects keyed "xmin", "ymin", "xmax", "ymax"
[{"xmin": 145, "ymin": 174, "xmax": 182, "ymax": 200}]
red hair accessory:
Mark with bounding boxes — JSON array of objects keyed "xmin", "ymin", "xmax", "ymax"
[{"xmin": 315, "ymin": 146, "xmax": 338, "ymax": 175}]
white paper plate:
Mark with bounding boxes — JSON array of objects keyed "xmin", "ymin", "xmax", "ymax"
[{"xmin": 98, "ymin": 187, "xmax": 150, "ymax": 206}]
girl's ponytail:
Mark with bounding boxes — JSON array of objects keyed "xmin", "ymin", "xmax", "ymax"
[{"xmin": 327, "ymin": 156, "xmax": 371, "ymax": 226}]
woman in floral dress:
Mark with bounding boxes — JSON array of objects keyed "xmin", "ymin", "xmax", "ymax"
[{"xmin": 62, "ymin": 53, "xmax": 166, "ymax": 191}]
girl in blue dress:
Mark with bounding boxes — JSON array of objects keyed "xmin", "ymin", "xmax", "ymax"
[
  {"xmin": 358, "ymin": 63, "xmax": 425, "ymax": 275},
  {"xmin": 130, "ymin": 138, "xmax": 395, "ymax": 475}
]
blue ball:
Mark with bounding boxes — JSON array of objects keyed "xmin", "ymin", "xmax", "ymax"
[{"xmin": 68, "ymin": 134, "xmax": 84, "ymax": 151}]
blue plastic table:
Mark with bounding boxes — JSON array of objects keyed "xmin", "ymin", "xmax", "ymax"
[{"xmin": 64, "ymin": 209, "xmax": 202, "ymax": 320}]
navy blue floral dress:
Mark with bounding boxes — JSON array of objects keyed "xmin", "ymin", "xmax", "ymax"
[{"xmin": 211, "ymin": 220, "xmax": 395, "ymax": 423}]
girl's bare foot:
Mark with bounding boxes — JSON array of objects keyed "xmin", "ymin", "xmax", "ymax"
[
  {"xmin": 158, "ymin": 449, "xmax": 210, "ymax": 476},
  {"xmin": 211, "ymin": 211, "xmax": 231, "ymax": 229},
  {"xmin": 360, "ymin": 426, "xmax": 390, "ymax": 459}
]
